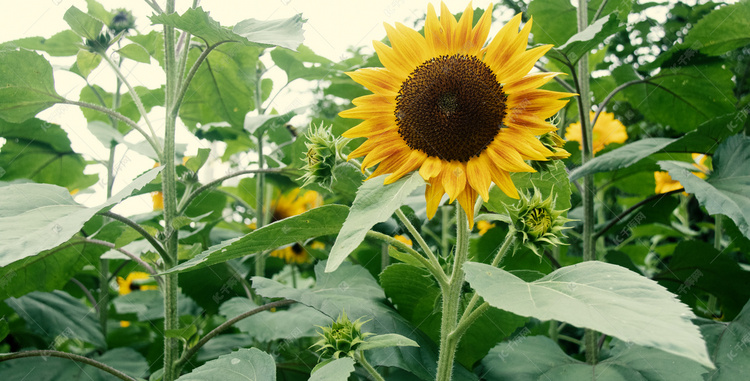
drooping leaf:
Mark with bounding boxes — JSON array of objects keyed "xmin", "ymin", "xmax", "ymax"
[
  {"xmin": 270, "ymin": 45, "xmax": 337, "ymax": 82},
  {"xmin": 699, "ymin": 299, "xmax": 750, "ymax": 380},
  {"xmin": 184, "ymin": 148, "xmax": 211, "ymax": 173},
  {"xmin": 176, "ymin": 348, "xmax": 276, "ymax": 381},
  {"xmin": 548, "ymin": 14, "xmax": 624, "ymax": 65},
  {"xmin": 569, "ymin": 112, "xmax": 744, "ymax": 181},
  {"xmin": 7, "ymin": 290, "xmax": 105, "ymax": 348},
  {"xmin": 479, "ymin": 336, "xmax": 708, "ymax": 380},
  {"xmin": 63, "ymin": 6, "xmax": 104, "ymax": 41},
  {"xmin": 75, "ymin": 49, "xmax": 102, "ymax": 78},
  {"xmin": 219, "ymin": 297, "xmax": 329, "ymax": 342},
  {"xmin": 309, "ymin": 357, "xmax": 355, "ymax": 381},
  {"xmin": 685, "ymin": 1, "xmax": 750, "ymax": 56},
  {"xmin": 117, "ymin": 43, "xmax": 151, "ymax": 63},
  {"xmin": 164, "ymin": 204, "xmax": 348, "ymax": 274},
  {"xmin": 0, "ymin": 49, "xmax": 62, "ymax": 123},
  {"xmin": 654, "ymin": 240, "xmax": 750, "ymax": 320},
  {"xmin": 359, "ymin": 334, "xmax": 419, "ymax": 351},
  {"xmin": 464, "ymin": 261, "xmax": 713, "ymax": 367},
  {"xmin": 659, "ymin": 134, "xmax": 750, "ymax": 239},
  {"xmin": 0, "ymin": 167, "xmax": 161, "ymax": 267},
  {"xmin": 150, "ymin": 7, "xmax": 303, "ymax": 50},
  {"xmin": 327, "ymin": 172, "xmax": 424, "ymax": 273}
]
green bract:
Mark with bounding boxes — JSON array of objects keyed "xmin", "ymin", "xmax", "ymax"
[
  {"xmin": 509, "ymin": 188, "xmax": 572, "ymax": 258},
  {"xmin": 312, "ymin": 311, "xmax": 372, "ymax": 359},
  {"xmin": 299, "ymin": 124, "xmax": 349, "ymax": 191}
]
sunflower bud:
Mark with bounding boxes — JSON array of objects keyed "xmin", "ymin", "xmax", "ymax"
[
  {"xmin": 532, "ymin": 132, "xmax": 570, "ymax": 171},
  {"xmin": 509, "ymin": 188, "xmax": 571, "ymax": 258},
  {"xmin": 109, "ymin": 9, "xmax": 136, "ymax": 35},
  {"xmin": 85, "ymin": 32, "xmax": 112, "ymax": 53},
  {"xmin": 312, "ymin": 311, "xmax": 372, "ymax": 359},
  {"xmin": 299, "ymin": 124, "xmax": 349, "ymax": 191}
]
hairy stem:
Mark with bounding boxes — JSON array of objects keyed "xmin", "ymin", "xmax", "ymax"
[{"xmin": 356, "ymin": 351, "xmax": 386, "ymax": 381}]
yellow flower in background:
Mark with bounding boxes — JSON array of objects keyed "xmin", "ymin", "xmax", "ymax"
[
  {"xmin": 340, "ymin": 2, "xmax": 573, "ymax": 227},
  {"xmin": 655, "ymin": 154, "xmax": 709, "ymax": 195},
  {"xmin": 394, "ymin": 234, "xmax": 413, "ymax": 247},
  {"xmin": 565, "ymin": 111, "xmax": 627, "ymax": 155},
  {"xmin": 271, "ymin": 189, "xmax": 322, "ymax": 221},
  {"xmin": 271, "ymin": 243, "xmax": 311, "ymax": 264},
  {"xmin": 476, "ymin": 220, "xmax": 496, "ymax": 235},
  {"xmin": 152, "ymin": 162, "xmax": 163, "ymax": 210},
  {"xmin": 117, "ymin": 272, "xmax": 158, "ymax": 328}
]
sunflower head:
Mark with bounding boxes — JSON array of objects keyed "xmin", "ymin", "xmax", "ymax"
[
  {"xmin": 299, "ymin": 124, "xmax": 349, "ymax": 191},
  {"xmin": 509, "ymin": 188, "xmax": 571, "ymax": 258},
  {"xmin": 565, "ymin": 111, "xmax": 627, "ymax": 155},
  {"xmin": 340, "ymin": 2, "xmax": 574, "ymax": 228},
  {"xmin": 313, "ymin": 311, "xmax": 372, "ymax": 359},
  {"xmin": 271, "ymin": 188, "xmax": 322, "ymax": 221},
  {"xmin": 654, "ymin": 153, "xmax": 710, "ymax": 195},
  {"xmin": 270, "ymin": 243, "xmax": 311, "ymax": 264},
  {"xmin": 117, "ymin": 272, "xmax": 158, "ymax": 296}
]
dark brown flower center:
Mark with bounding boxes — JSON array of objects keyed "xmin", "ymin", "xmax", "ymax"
[{"xmin": 395, "ymin": 54, "xmax": 507, "ymax": 162}]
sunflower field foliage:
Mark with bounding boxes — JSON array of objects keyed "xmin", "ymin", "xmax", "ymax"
[{"xmin": 1, "ymin": 0, "xmax": 750, "ymax": 380}]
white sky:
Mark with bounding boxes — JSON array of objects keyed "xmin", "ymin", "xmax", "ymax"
[{"xmin": 0, "ymin": 0, "xmax": 505, "ymax": 213}]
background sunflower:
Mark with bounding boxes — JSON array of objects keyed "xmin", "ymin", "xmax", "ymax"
[{"xmin": 564, "ymin": 111, "xmax": 628, "ymax": 155}]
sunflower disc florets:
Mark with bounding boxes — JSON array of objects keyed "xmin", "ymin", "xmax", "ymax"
[
  {"xmin": 312, "ymin": 311, "xmax": 372, "ymax": 359},
  {"xmin": 509, "ymin": 188, "xmax": 571, "ymax": 259},
  {"xmin": 299, "ymin": 124, "xmax": 349, "ymax": 191}
]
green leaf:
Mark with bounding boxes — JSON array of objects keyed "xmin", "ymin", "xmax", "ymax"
[
  {"xmin": 464, "ymin": 261, "xmax": 713, "ymax": 367},
  {"xmin": 113, "ymin": 289, "xmax": 198, "ymax": 321},
  {"xmin": 659, "ymin": 134, "xmax": 750, "ymax": 239},
  {"xmin": 700, "ymin": 299, "xmax": 750, "ymax": 379},
  {"xmin": 0, "ymin": 167, "xmax": 161, "ymax": 267},
  {"xmin": 615, "ymin": 64, "xmax": 736, "ymax": 132},
  {"xmin": 254, "ymin": 262, "xmax": 472, "ymax": 381},
  {"xmin": 88, "ymin": 120, "xmax": 125, "ymax": 147},
  {"xmin": 0, "ymin": 317, "xmax": 8, "ymax": 341},
  {"xmin": 79, "ymin": 84, "xmax": 164, "ymax": 134},
  {"xmin": 219, "ymin": 297, "xmax": 329, "ymax": 342},
  {"xmin": 127, "ymin": 31, "xmax": 164, "ymax": 66},
  {"xmin": 0, "ymin": 118, "xmax": 98, "ymax": 191},
  {"xmin": 271, "ymin": 45, "xmax": 336, "ymax": 82},
  {"xmin": 309, "ymin": 357, "xmax": 355, "ymax": 381},
  {"xmin": 184, "ymin": 148, "xmax": 211, "ymax": 173},
  {"xmin": 359, "ymin": 333, "xmax": 419, "ymax": 351},
  {"xmin": 164, "ymin": 204, "xmax": 348, "ymax": 274},
  {"xmin": 89, "ymin": 347, "xmax": 149, "ymax": 381},
  {"xmin": 151, "ymin": 7, "xmax": 303, "ymax": 50},
  {"xmin": 176, "ymin": 348, "xmax": 276, "ymax": 381},
  {"xmin": 485, "ymin": 160, "xmax": 571, "ymax": 212},
  {"xmin": 178, "ymin": 44, "xmax": 260, "ymax": 130},
  {"xmin": 118, "ymin": 43, "xmax": 151, "ymax": 63},
  {"xmin": 0, "ymin": 347, "xmax": 149, "ymax": 381},
  {"xmin": 685, "ymin": 1, "xmax": 750, "ymax": 56},
  {"xmin": 2, "ymin": 30, "xmax": 82, "ymax": 56},
  {"xmin": 528, "ymin": 0, "xmax": 629, "ymax": 46},
  {"xmin": 479, "ymin": 336, "xmax": 708, "ymax": 380},
  {"xmin": 327, "ymin": 172, "xmax": 424, "ymax": 273},
  {"xmin": 569, "ymin": 112, "xmax": 744, "ymax": 181},
  {"xmin": 8, "ymin": 290, "xmax": 105, "ymax": 348},
  {"xmin": 654, "ymin": 240, "xmax": 750, "ymax": 320},
  {"xmin": 76, "ymin": 49, "xmax": 102, "ymax": 78},
  {"xmin": 549, "ymin": 14, "xmax": 624, "ymax": 65},
  {"xmin": 64, "ymin": 6, "xmax": 104, "ymax": 41},
  {"xmin": 0, "ymin": 49, "xmax": 62, "ymax": 123},
  {"xmin": 85, "ymin": 0, "xmax": 113, "ymax": 25}
]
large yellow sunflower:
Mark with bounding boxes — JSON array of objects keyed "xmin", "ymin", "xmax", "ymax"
[
  {"xmin": 654, "ymin": 153, "xmax": 709, "ymax": 195},
  {"xmin": 565, "ymin": 111, "xmax": 627, "ymax": 155},
  {"xmin": 340, "ymin": 2, "xmax": 573, "ymax": 227}
]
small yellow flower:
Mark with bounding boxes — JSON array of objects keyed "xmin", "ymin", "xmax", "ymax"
[
  {"xmin": 393, "ymin": 235, "xmax": 413, "ymax": 247},
  {"xmin": 565, "ymin": 111, "xmax": 627, "ymax": 155},
  {"xmin": 117, "ymin": 272, "xmax": 158, "ymax": 328},
  {"xmin": 655, "ymin": 154, "xmax": 709, "ymax": 195},
  {"xmin": 152, "ymin": 162, "xmax": 163, "ymax": 210},
  {"xmin": 476, "ymin": 220, "xmax": 496, "ymax": 236},
  {"xmin": 270, "ymin": 243, "xmax": 311, "ymax": 264}
]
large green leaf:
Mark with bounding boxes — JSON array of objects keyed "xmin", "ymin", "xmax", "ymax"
[
  {"xmin": 2, "ymin": 30, "xmax": 81, "ymax": 56},
  {"xmin": 177, "ymin": 348, "xmax": 276, "ymax": 381},
  {"xmin": 0, "ymin": 167, "xmax": 161, "ymax": 267},
  {"xmin": 7, "ymin": 290, "xmax": 105, "ymax": 348},
  {"xmin": 270, "ymin": 45, "xmax": 338, "ymax": 82},
  {"xmin": 63, "ymin": 6, "xmax": 104, "ymax": 41},
  {"xmin": 0, "ymin": 49, "xmax": 62, "ymax": 123},
  {"xmin": 615, "ymin": 64, "xmax": 736, "ymax": 132},
  {"xmin": 0, "ymin": 118, "xmax": 98, "ymax": 191},
  {"xmin": 659, "ymin": 134, "xmax": 750, "ymax": 239},
  {"xmin": 479, "ymin": 336, "xmax": 708, "ymax": 380},
  {"xmin": 178, "ymin": 44, "xmax": 260, "ymax": 130},
  {"xmin": 254, "ymin": 262, "xmax": 476, "ymax": 381},
  {"xmin": 528, "ymin": 0, "xmax": 629, "ymax": 46},
  {"xmin": 700, "ymin": 299, "xmax": 750, "ymax": 380},
  {"xmin": 379, "ymin": 263, "xmax": 526, "ymax": 368},
  {"xmin": 150, "ymin": 7, "xmax": 303, "ymax": 50},
  {"xmin": 569, "ymin": 112, "xmax": 744, "ymax": 181},
  {"xmin": 484, "ymin": 160, "xmax": 571, "ymax": 213},
  {"xmin": 164, "ymin": 204, "xmax": 348, "ymax": 274},
  {"xmin": 685, "ymin": 1, "xmax": 750, "ymax": 56},
  {"xmin": 654, "ymin": 240, "xmax": 750, "ymax": 320},
  {"xmin": 309, "ymin": 358, "xmax": 355, "ymax": 381},
  {"xmin": 464, "ymin": 261, "xmax": 712, "ymax": 367},
  {"xmin": 219, "ymin": 297, "xmax": 329, "ymax": 342},
  {"xmin": 112, "ymin": 289, "xmax": 198, "ymax": 321},
  {"xmin": 548, "ymin": 14, "xmax": 624, "ymax": 65},
  {"xmin": 0, "ymin": 347, "xmax": 149, "ymax": 381},
  {"xmin": 327, "ymin": 172, "xmax": 424, "ymax": 273}
]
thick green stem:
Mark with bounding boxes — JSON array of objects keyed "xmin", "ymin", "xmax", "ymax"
[
  {"xmin": 356, "ymin": 351, "xmax": 386, "ymax": 381},
  {"xmin": 441, "ymin": 205, "xmax": 451, "ymax": 257},
  {"xmin": 435, "ymin": 206, "xmax": 470, "ymax": 381},
  {"xmin": 576, "ymin": 0, "xmax": 598, "ymax": 365},
  {"xmin": 255, "ymin": 135, "xmax": 267, "ymax": 279}
]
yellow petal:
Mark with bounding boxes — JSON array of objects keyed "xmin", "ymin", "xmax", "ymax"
[
  {"xmin": 457, "ymin": 185, "xmax": 478, "ymax": 228},
  {"xmin": 373, "ymin": 40, "xmax": 412, "ymax": 79},
  {"xmin": 425, "ymin": 3, "xmax": 448, "ymax": 56},
  {"xmin": 347, "ymin": 68, "xmax": 400, "ymax": 96},
  {"xmin": 419, "ymin": 156, "xmax": 444, "ymax": 180},
  {"xmin": 454, "ymin": 3, "xmax": 474, "ymax": 54},
  {"xmin": 384, "ymin": 150, "xmax": 427, "ymax": 184},
  {"xmin": 442, "ymin": 162, "xmax": 467, "ymax": 202},
  {"xmin": 425, "ymin": 175, "xmax": 446, "ymax": 219},
  {"xmin": 440, "ymin": 1, "xmax": 459, "ymax": 51},
  {"xmin": 489, "ymin": 167, "xmax": 519, "ymax": 199},
  {"xmin": 485, "ymin": 13, "xmax": 523, "ymax": 64},
  {"xmin": 466, "ymin": 155, "xmax": 492, "ymax": 202}
]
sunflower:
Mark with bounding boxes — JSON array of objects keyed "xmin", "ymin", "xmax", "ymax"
[
  {"xmin": 654, "ymin": 153, "xmax": 709, "ymax": 195},
  {"xmin": 476, "ymin": 220, "xmax": 496, "ymax": 236},
  {"xmin": 117, "ymin": 271, "xmax": 158, "ymax": 327},
  {"xmin": 564, "ymin": 111, "xmax": 627, "ymax": 155},
  {"xmin": 340, "ymin": 2, "xmax": 573, "ymax": 227},
  {"xmin": 393, "ymin": 234, "xmax": 413, "ymax": 247},
  {"xmin": 267, "ymin": 189, "xmax": 322, "ymax": 263}
]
